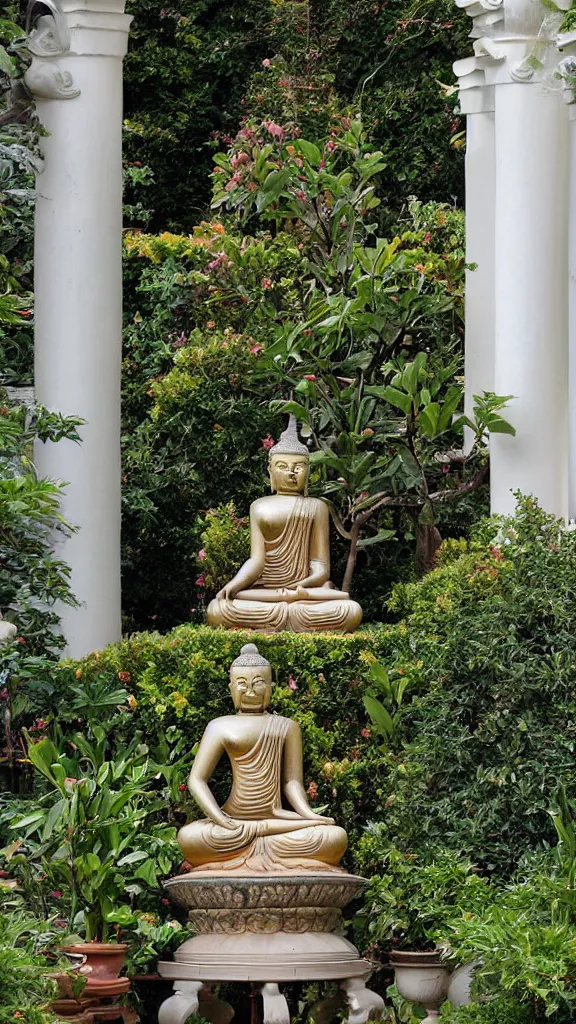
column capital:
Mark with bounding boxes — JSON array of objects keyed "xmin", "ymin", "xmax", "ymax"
[
  {"xmin": 25, "ymin": 0, "xmax": 132, "ymax": 99},
  {"xmin": 454, "ymin": 0, "xmax": 576, "ymax": 87}
]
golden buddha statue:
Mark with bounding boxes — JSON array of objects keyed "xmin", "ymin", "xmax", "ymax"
[
  {"xmin": 178, "ymin": 644, "xmax": 348, "ymax": 875},
  {"xmin": 206, "ymin": 416, "xmax": 362, "ymax": 633}
]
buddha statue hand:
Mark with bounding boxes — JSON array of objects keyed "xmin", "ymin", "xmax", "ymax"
[
  {"xmin": 216, "ymin": 582, "xmax": 239, "ymax": 602},
  {"xmin": 272, "ymin": 807, "xmax": 335, "ymax": 825}
]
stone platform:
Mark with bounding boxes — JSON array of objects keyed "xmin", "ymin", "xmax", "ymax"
[{"xmin": 157, "ymin": 874, "xmax": 384, "ymax": 1024}]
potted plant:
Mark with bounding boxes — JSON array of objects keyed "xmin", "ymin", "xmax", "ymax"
[
  {"xmin": 9, "ymin": 729, "xmax": 181, "ymax": 1009},
  {"xmin": 359, "ymin": 846, "xmax": 486, "ymax": 1020}
]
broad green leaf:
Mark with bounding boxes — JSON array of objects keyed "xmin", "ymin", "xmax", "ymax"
[
  {"xmin": 42, "ymin": 798, "xmax": 67, "ymax": 841},
  {"xmin": 418, "ymin": 403, "xmax": 440, "ymax": 437},
  {"xmin": 363, "ymin": 695, "xmax": 395, "ymax": 737},
  {"xmin": 296, "ymin": 140, "xmax": 322, "ymax": 165},
  {"xmin": 357, "ymin": 529, "xmax": 395, "ymax": 548}
]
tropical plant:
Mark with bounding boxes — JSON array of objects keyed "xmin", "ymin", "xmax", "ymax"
[
  {"xmin": 0, "ymin": 401, "xmax": 81, "ymax": 781},
  {"xmin": 214, "ymin": 120, "xmax": 512, "ymax": 587},
  {"xmin": 7, "ymin": 726, "xmax": 182, "ymax": 941},
  {"xmin": 439, "ymin": 793, "xmax": 576, "ymax": 1020},
  {"xmin": 0, "ymin": 890, "xmax": 61, "ymax": 1024},
  {"xmin": 1, "ymin": 13, "xmax": 38, "ymax": 384},
  {"xmin": 359, "ymin": 846, "xmax": 489, "ymax": 951}
]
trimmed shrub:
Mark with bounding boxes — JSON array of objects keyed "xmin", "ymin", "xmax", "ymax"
[{"xmin": 57, "ymin": 498, "xmax": 576, "ymax": 885}]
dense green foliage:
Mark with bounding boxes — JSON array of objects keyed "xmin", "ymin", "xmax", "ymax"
[
  {"xmin": 123, "ymin": 0, "xmax": 468, "ymax": 229},
  {"xmin": 24, "ymin": 497, "xmax": 573, "ymax": 1020},
  {"xmin": 0, "ymin": 894, "xmax": 57, "ymax": 1024},
  {"xmin": 120, "ymin": 131, "xmax": 486, "ymax": 628},
  {"xmin": 0, "ymin": 401, "xmax": 81, "ymax": 782},
  {"xmin": 60, "ymin": 500, "xmax": 576, "ymax": 878},
  {"xmin": 0, "ymin": 15, "xmax": 36, "ymax": 384}
]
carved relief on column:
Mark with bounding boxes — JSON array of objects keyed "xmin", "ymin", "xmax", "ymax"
[
  {"xmin": 24, "ymin": 0, "xmax": 80, "ymax": 100},
  {"xmin": 455, "ymin": 0, "xmax": 573, "ymax": 88}
]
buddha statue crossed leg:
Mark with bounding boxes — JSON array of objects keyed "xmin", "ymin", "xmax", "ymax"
[
  {"xmin": 206, "ymin": 416, "xmax": 362, "ymax": 633},
  {"xmin": 178, "ymin": 644, "xmax": 348, "ymax": 875}
]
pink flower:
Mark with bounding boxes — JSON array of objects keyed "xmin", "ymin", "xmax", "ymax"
[
  {"xmin": 263, "ymin": 120, "xmax": 284, "ymax": 141},
  {"xmin": 423, "ymin": 231, "xmax": 432, "ymax": 243},
  {"xmin": 296, "ymin": 190, "xmax": 306, "ymax": 200},
  {"xmin": 261, "ymin": 278, "xmax": 272, "ymax": 289},
  {"xmin": 195, "ymin": 575, "xmax": 206, "ymax": 588},
  {"xmin": 361, "ymin": 727, "xmax": 371, "ymax": 738},
  {"xmin": 179, "ymin": 783, "xmax": 187, "ymax": 792},
  {"xmin": 0, "ymin": 689, "xmax": 8, "ymax": 700},
  {"xmin": 250, "ymin": 344, "xmax": 264, "ymax": 355},
  {"xmin": 288, "ymin": 675, "xmax": 298, "ymax": 691},
  {"xmin": 262, "ymin": 58, "xmax": 272, "ymax": 67},
  {"xmin": 303, "ymin": 374, "xmax": 317, "ymax": 382},
  {"xmin": 198, "ymin": 549, "xmax": 206, "ymax": 562},
  {"xmin": 207, "ymin": 253, "xmax": 227, "ymax": 272},
  {"xmin": 173, "ymin": 332, "xmax": 187, "ymax": 348},
  {"xmin": 30, "ymin": 719, "xmax": 47, "ymax": 732},
  {"xmin": 442, "ymin": 464, "xmax": 450, "ymax": 474},
  {"xmin": 262, "ymin": 435, "xmax": 275, "ymax": 450},
  {"xmin": 50, "ymin": 890, "xmax": 62, "ymax": 899},
  {"xmin": 307, "ymin": 781, "xmax": 318, "ymax": 800},
  {"xmin": 326, "ymin": 140, "xmax": 336, "ymax": 152}
]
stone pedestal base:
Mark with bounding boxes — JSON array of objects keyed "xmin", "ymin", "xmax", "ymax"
[{"xmin": 157, "ymin": 873, "xmax": 384, "ymax": 1024}]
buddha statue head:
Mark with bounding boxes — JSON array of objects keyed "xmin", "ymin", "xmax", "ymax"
[
  {"xmin": 229, "ymin": 644, "xmax": 273, "ymax": 714},
  {"xmin": 268, "ymin": 415, "xmax": 309, "ymax": 495}
]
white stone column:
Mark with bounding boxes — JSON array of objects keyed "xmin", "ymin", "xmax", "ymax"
[
  {"xmin": 558, "ymin": 41, "xmax": 576, "ymax": 518},
  {"xmin": 490, "ymin": 36, "xmax": 569, "ymax": 518},
  {"xmin": 454, "ymin": 0, "xmax": 501, "ymax": 442},
  {"xmin": 455, "ymin": 0, "xmax": 571, "ymax": 519},
  {"xmin": 26, "ymin": 0, "xmax": 131, "ymax": 657},
  {"xmin": 453, "ymin": 56, "xmax": 496, "ymax": 446}
]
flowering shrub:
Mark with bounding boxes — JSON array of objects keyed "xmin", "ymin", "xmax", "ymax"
[
  {"xmin": 0, "ymin": 401, "xmax": 80, "ymax": 772},
  {"xmin": 47, "ymin": 499, "xmax": 576, "ymax": 894},
  {"xmin": 198, "ymin": 501, "xmax": 250, "ymax": 599}
]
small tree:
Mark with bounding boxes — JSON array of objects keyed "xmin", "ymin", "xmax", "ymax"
[{"xmin": 214, "ymin": 119, "xmax": 514, "ymax": 589}]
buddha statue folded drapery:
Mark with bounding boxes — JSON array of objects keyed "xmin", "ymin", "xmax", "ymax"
[
  {"xmin": 178, "ymin": 645, "xmax": 348, "ymax": 876},
  {"xmin": 206, "ymin": 416, "xmax": 362, "ymax": 633}
]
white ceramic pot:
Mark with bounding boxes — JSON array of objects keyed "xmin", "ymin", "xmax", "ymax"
[{"xmin": 390, "ymin": 950, "xmax": 451, "ymax": 1022}]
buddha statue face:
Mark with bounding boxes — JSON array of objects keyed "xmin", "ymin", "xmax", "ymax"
[
  {"xmin": 229, "ymin": 664, "xmax": 273, "ymax": 714},
  {"xmin": 268, "ymin": 453, "xmax": 309, "ymax": 495}
]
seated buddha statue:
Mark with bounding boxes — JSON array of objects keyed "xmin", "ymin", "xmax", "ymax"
[
  {"xmin": 178, "ymin": 644, "xmax": 348, "ymax": 875},
  {"xmin": 206, "ymin": 416, "xmax": 362, "ymax": 633}
]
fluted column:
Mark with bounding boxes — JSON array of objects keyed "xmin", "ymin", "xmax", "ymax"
[{"xmin": 26, "ymin": 0, "xmax": 132, "ymax": 656}]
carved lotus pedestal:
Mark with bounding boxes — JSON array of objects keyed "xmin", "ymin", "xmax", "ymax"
[{"xmin": 157, "ymin": 874, "xmax": 384, "ymax": 1024}]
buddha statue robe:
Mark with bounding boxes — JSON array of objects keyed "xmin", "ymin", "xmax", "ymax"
[
  {"xmin": 207, "ymin": 495, "xmax": 363, "ymax": 633},
  {"xmin": 178, "ymin": 713, "xmax": 347, "ymax": 875}
]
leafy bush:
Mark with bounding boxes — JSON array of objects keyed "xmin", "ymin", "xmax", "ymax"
[
  {"xmin": 199, "ymin": 501, "xmax": 250, "ymax": 599},
  {"xmin": 0, "ymin": 14, "xmax": 37, "ymax": 385},
  {"xmin": 53, "ymin": 498, "xmax": 576, "ymax": 888},
  {"xmin": 439, "ymin": 1000, "xmax": 533, "ymax": 1024},
  {"xmin": 123, "ymin": 0, "xmax": 468, "ymax": 228},
  {"xmin": 0, "ymin": 892, "xmax": 57, "ymax": 1024},
  {"xmin": 0, "ymin": 401, "xmax": 81, "ymax": 776}
]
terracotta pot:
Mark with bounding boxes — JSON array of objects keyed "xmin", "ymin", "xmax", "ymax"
[
  {"xmin": 62, "ymin": 942, "xmax": 131, "ymax": 999},
  {"xmin": 390, "ymin": 950, "xmax": 451, "ymax": 1022}
]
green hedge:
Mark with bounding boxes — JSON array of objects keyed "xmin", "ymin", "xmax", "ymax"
[
  {"xmin": 64, "ymin": 626, "xmax": 396, "ymax": 856},
  {"xmin": 55, "ymin": 498, "xmax": 576, "ymax": 882}
]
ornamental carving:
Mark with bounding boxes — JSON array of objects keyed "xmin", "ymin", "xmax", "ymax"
[
  {"xmin": 24, "ymin": 0, "xmax": 80, "ymax": 100},
  {"xmin": 189, "ymin": 906, "xmax": 343, "ymax": 935},
  {"xmin": 164, "ymin": 876, "xmax": 366, "ymax": 911}
]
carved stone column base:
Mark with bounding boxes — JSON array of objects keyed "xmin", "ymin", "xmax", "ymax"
[{"xmin": 157, "ymin": 978, "xmax": 384, "ymax": 1024}]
